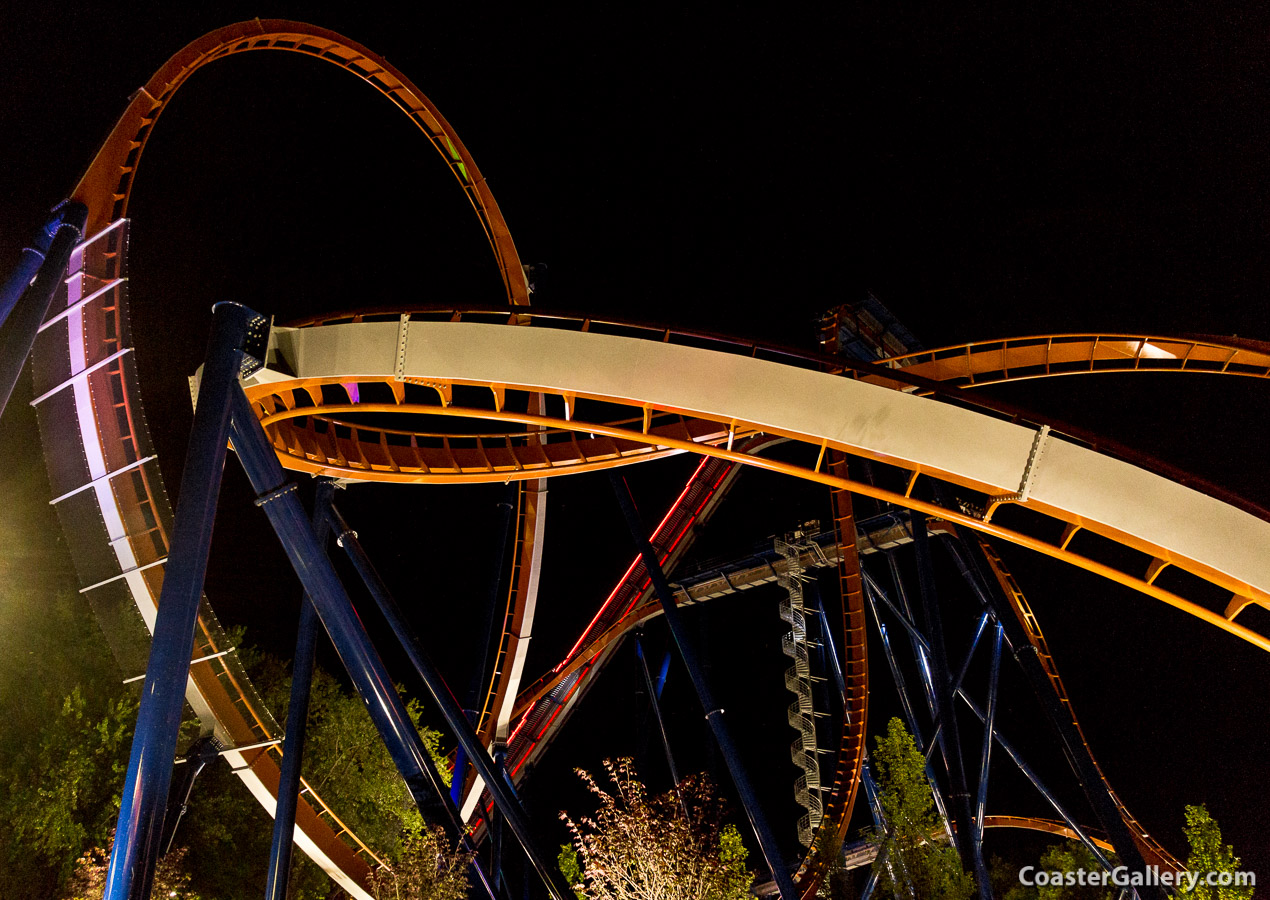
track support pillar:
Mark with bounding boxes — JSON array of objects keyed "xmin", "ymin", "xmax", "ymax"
[
  {"xmin": 322, "ymin": 502, "xmax": 574, "ymax": 900},
  {"xmin": 610, "ymin": 473, "xmax": 796, "ymax": 900},
  {"xmin": 104, "ymin": 302, "xmax": 257, "ymax": 900},
  {"xmin": 911, "ymin": 514, "xmax": 986, "ymax": 890},
  {"xmin": 0, "ymin": 201, "xmax": 87, "ymax": 419},
  {"xmin": 264, "ymin": 479, "xmax": 335, "ymax": 900},
  {"xmin": 957, "ymin": 537, "xmax": 1162, "ymax": 899}
]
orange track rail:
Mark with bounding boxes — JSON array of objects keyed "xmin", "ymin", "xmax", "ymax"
[{"xmin": 47, "ymin": 20, "xmax": 533, "ymax": 896}]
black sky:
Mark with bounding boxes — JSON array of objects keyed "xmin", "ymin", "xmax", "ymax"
[{"xmin": 1, "ymin": 2, "xmax": 1268, "ymax": 886}]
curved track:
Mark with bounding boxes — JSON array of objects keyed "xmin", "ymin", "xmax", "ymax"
[
  {"xmin": 35, "ymin": 20, "xmax": 537, "ymax": 897},
  {"xmin": 34, "ymin": 19, "xmax": 1264, "ymax": 897},
  {"xmin": 243, "ymin": 311, "xmax": 1269, "ymax": 889},
  {"xmin": 245, "ymin": 317, "xmax": 1270, "ymax": 637},
  {"xmin": 878, "ymin": 333, "xmax": 1270, "ymax": 389}
]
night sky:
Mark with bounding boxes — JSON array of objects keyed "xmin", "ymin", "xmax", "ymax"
[{"xmin": 1, "ymin": 3, "xmax": 1268, "ymax": 889}]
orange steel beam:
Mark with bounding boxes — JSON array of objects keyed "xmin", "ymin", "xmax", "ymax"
[
  {"xmin": 237, "ymin": 317, "xmax": 1270, "ymax": 890},
  {"xmin": 264, "ymin": 306, "xmax": 1270, "ymax": 523},
  {"xmin": 50, "ymin": 20, "xmax": 538, "ymax": 896},
  {"xmin": 792, "ymin": 455, "xmax": 868, "ymax": 898}
]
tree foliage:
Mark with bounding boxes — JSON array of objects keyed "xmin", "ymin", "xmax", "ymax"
[
  {"xmin": 998, "ymin": 842, "xmax": 1114, "ymax": 900},
  {"xmin": 57, "ymin": 836, "xmax": 200, "ymax": 900},
  {"xmin": 1176, "ymin": 805, "xmax": 1253, "ymax": 900},
  {"xmin": 559, "ymin": 758, "xmax": 754, "ymax": 900},
  {"xmin": 869, "ymin": 717, "xmax": 975, "ymax": 900},
  {"xmin": 0, "ymin": 687, "xmax": 139, "ymax": 896},
  {"xmin": 0, "ymin": 637, "xmax": 452, "ymax": 899},
  {"xmin": 366, "ymin": 821, "xmax": 471, "ymax": 900}
]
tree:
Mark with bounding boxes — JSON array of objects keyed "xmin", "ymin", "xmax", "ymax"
[
  {"xmin": 997, "ymin": 842, "xmax": 1115, "ymax": 900},
  {"xmin": 366, "ymin": 821, "xmax": 471, "ymax": 900},
  {"xmin": 1175, "ymin": 805, "xmax": 1253, "ymax": 900},
  {"xmin": 0, "ymin": 687, "xmax": 138, "ymax": 897},
  {"xmin": 170, "ymin": 642, "xmax": 454, "ymax": 898},
  {"xmin": 869, "ymin": 717, "xmax": 975, "ymax": 900},
  {"xmin": 0, "ymin": 636, "xmax": 454, "ymax": 899},
  {"xmin": 57, "ymin": 836, "xmax": 200, "ymax": 900},
  {"xmin": 559, "ymin": 758, "xmax": 754, "ymax": 900}
]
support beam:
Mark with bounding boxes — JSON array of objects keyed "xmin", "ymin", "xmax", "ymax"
[
  {"xmin": 973, "ymin": 623, "xmax": 1003, "ymax": 900},
  {"xmin": 862, "ymin": 573, "xmax": 954, "ymax": 839},
  {"xmin": 104, "ymin": 301, "xmax": 255, "ymax": 900},
  {"xmin": 321, "ymin": 502, "xmax": 571, "ymax": 900},
  {"xmin": 910, "ymin": 515, "xmax": 984, "ymax": 888},
  {"xmin": 226, "ymin": 389, "xmax": 463, "ymax": 844},
  {"xmin": 610, "ymin": 473, "xmax": 796, "ymax": 900},
  {"xmin": 0, "ymin": 201, "xmax": 87, "ymax": 419},
  {"xmin": 265, "ymin": 479, "xmax": 333, "ymax": 900},
  {"xmin": 635, "ymin": 632, "xmax": 686, "ymax": 815},
  {"xmin": 954, "ymin": 536, "xmax": 1161, "ymax": 898}
]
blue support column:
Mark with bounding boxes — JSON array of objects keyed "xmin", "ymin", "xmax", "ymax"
[
  {"xmin": 319, "ymin": 501, "xmax": 574, "ymax": 900},
  {"xmin": 224, "ymin": 390, "xmax": 478, "ymax": 846},
  {"xmin": 974, "ymin": 623, "xmax": 1003, "ymax": 845},
  {"xmin": 956, "ymin": 693, "xmax": 1114, "ymax": 871},
  {"xmin": 635, "ymin": 633, "xmax": 685, "ymax": 809},
  {"xmin": 949, "ymin": 536, "xmax": 1160, "ymax": 897},
  {"xmin": 922, "ymin": 613, "xmax": 989, "ymax": 763},
  {"xmin": 654, "ymin": 650, "xmax": 671, "ymax": 699},
  {"xmin": 610, "ymin": 473, "xmax": 796, "ymax": 900},
  {"xmin": 264, "ymin": 479, "xmax": 335, "ymax": 900},
  {"xmin": 104, "ymin": 302, "xmax": 260, "ymax": 900},
  {"xmin": 0, "ymin": 202, "xmax": 78, "ymax": 324},
  {"xmin": 972, "ymin": 622, "xmax": 1003, "ymax": 900},
  {"xmin": 873, "ymin": 546, "xmax": 1114, "ymax": 872},
  {"xmin": 910, "ymin": 514, "xmax": 984, "ymax": 888},
  {"xmin": 862, "ymin": 576, "xmax": 954, "ymax": 837},
  {"xmin": 0, "ymin": 201, "xmax": 87, "ymax": 419},
  {"xmin": 885, "ymin": 551, "xmax": 943, "ymax": 753}
]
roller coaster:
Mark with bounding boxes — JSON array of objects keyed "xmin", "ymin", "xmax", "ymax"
[{"xmin": 1, "ymin": 19, "xmax": 1264, "ymax": 900}]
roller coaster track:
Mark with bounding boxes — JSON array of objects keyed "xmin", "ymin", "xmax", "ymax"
[
  {"xmin": 32, "ymin": 19, "xmax": 1266, "ymax": 897},
  {"xmin": 563, "ymin": 512, "xmax": 1176, "ymax": 878},
  {"xmin": 35, "ymin": 20, "xmax": 536, "ymax": 898},
  {"xmin": 241, "ymin": 311, "xmax": 1270, "ymax": 891},
  {"xmin": 878, "ymin": 333, "xmax": 1270, "ymax": 389}
]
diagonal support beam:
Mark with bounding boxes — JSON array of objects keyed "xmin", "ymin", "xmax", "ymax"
[
  {"xmin": 321, "ymin": 501, "xmax": 573, "ymax": 900},
  {"xmin": 635, "ymin": 632, "xmax": 687, "ymax": 818},
  {"xmin": 910, "ymin": 514, "xmax": 985, "ymax": 889},
  {"xmin": 227, "ymin": 388, "xmax": 503, "ymax": 897},
  {"xmin": 265, "ymin": 479, "xmax": 333, "ymax": 900},
  {"xmin": 954, "ymin": 536, "xmax": 1162, "ymax": 899},
  {"xmin": 972, "ymin": 622, "xmax": 1003, "ymax": 900},
  {"xmin": 610, "ymin": 473, "xmax": 796, "ymax": 900},
  {"xmin": 0, "ymin": 200, "xmax": 87, "ymax": 419},
  {"xmin": 104, "ymin": 301, "xmax": 255, "ymax": 900}
]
